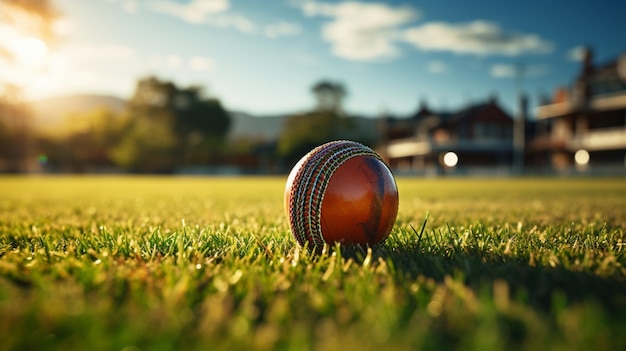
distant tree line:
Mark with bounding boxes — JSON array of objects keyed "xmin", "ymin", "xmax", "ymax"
[
  {"xmin": 33, "ymin": 76, "xmax": 232, "ymax": 173},
  {"xmin": 1, "ymin": 75, "xmax": 380, "ymax": 173},
  {"xmin": 0, "ymin": 87, "xmax": 35, "ymax": 172}
]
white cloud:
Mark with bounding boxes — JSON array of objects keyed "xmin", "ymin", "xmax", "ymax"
[
  {"xmin": 264, "ymin": 22, "xmax": 301, "ymax": 38},
  {"xmin": 148, "ymin": 54, "xmax": 216, "ymax": 72},
  {"xmin": 297, "ymin": 1, "xmax": 552, "ymax": 61},
  {"xmin": 567, "ymin": 45, "xmax": 586, "ymax": 62},
  {"xmin": 122, "ymin": 0, "xmax": 139, "ymax": 13},
  {"xmin": 296, "ymin": 1, "xmax": 420, "ymax": 61},
  {"xmin": 490, "ymin": 64, "xmax": 516, "ymax": 78},
  {"xmin": 404, "ymin": 21, "xmax": 553, "ymax": 56},
  {"xmin": 526, "ymin": 65, "xmax": 549, "ymax": 77},
  {"xmin": 209, "ymin": 13, "xmax": 256, "ymax": 34},
  {"xmin": 150, "ymin": 0, "xmax": 257, "ymax": 34},
  {"xmin": 152, "ymin": 0, "xmax": 230, "ymax": 24},
  {"xmin": 52, "ymin": 18, "xmax": 74, "ymax": 36},
  {"xmin": 427, "ymin": 60, "xmax": 446, "ymax": 74},
  {"xmin": 188, "ymin": 56, "xmax": 214, "ymax": 71},
  {"xmin": 166, "ymin": 55, "xmax": 183, "ymax": 69},
  {"xmin": 105, "ymin": 0, "xmax": 141, "ymax": 13},
  {"xmin": 490, "ymin": 63, "xmax": 549, "ymax": 78},
  {"xmin": 64, "ymin": 43, "xmax": 134, "ymax": 61},
  {"xmin": 148, "ymin": 55, "xmax": 162, "ymax": 68}
]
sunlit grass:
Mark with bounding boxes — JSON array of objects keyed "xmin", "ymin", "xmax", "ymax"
[{"xmin": 0, "ymin": 176, "xmax": 625, "ymax": 350}]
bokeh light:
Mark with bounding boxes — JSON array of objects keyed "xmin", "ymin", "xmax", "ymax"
[
  {"xmin": 37, "ymin": 154, "xmax": 48, "ymax": 165},
  {"xmin": 574, "ymin": 149, "xmax": 590, "ymax": 166},
  {"xmin": 443, "ymin": 152, "xmax": 458, "ymax": 167}
]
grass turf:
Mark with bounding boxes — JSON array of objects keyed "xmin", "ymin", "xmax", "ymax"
[{"xmin": 0, "ymin": 176, "xmax": 625, "ymax": 350}]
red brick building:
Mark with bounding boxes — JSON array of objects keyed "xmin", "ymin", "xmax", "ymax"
[
  {"xmin": 378, "ymin": 97, "xmax": 515, "ymax": 175},
  {"xmin": 531, "ymin": 48, "xmax": 626, "ymax": 173}
]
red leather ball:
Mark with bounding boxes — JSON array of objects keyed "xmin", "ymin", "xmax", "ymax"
[{"xmin": 284, "ymin": 140, "xmax": 399, "ymax": 248}]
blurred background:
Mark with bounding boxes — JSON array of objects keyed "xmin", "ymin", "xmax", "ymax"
[{"xmin": 1, "ymin": 0, "xmax": 625, "ymax": 176}]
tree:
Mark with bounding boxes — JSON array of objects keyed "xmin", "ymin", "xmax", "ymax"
[
  {"xmin": 277, "ymin": 110, "xmax": 351, "ymax": 165},
  {"xmin": 311, "ymin": 80, "xmax": 346, "ymax": 113},
  {"xmin": 0, "ymin": 85, "xmax": 34, "ymax": 172},
  {"xmin": 114, "ymin": 76, "xmax": 231, "ymax": 172},
  {"xmin": 111, "ymin": 112, "xmax": 178, "ymax": 173},
  {"xmin": 38, "ymin": 107, "xmax": 130, "ymax": 172},
  {"xmin": 278, "ymin": 80, "xmax": 353, "ymax": 167}
]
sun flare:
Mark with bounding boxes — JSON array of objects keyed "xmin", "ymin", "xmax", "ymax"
[
  {"xmin": 0, "ymin": 30, "xmax": 60, "ymax": 98},
  {"xmin": 12, "ymin": 36, "xmax": 48, "ymax": 67}
]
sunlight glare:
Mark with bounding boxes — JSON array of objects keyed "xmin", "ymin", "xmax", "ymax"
[
  {"xmin": 13, "ymin": 37, "xmax": 47, "ymax": 67},
  {"xmin": 0, "ymin": 31, "xmax": 61, "ymax": 99}
]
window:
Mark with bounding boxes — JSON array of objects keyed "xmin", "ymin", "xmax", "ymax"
[{"xmin": 474, "ymin": 123, "xmax": 508, "ymax": 141}]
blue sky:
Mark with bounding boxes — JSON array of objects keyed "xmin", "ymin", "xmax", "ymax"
[{"xmin": 2, "ymin": 0, "xmax": 625, "ymax": 117}]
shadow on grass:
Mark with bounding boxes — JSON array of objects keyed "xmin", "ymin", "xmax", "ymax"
[
  {"xmin": 384, "ymin": 245, "xmax": 624, "ymax": 311},
  {"xmin": 324, "ymin": 218, "xmax": 626, "ymax": 316}
]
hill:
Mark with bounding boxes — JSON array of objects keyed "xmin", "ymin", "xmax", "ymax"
[
  {"xmin": 28, "ymin": 94, "xmax": 287, "ymax": 140},
  {"xmin": 227, "ymin": 111, "xmax": 287, "ymax": 141},
  {"xmin": 28, "ymin": 94, "xmax": 126, "ymax": 127},
  {"xmin": 27, "ymin": 94, "xmax": 381, "ymax": 143}
]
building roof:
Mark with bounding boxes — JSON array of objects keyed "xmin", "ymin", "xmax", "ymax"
[
  {"xmin": 383, "ymin": 97, "xmax": 514, "ymax": 140},
  {"xmin": 537, "ymin": 48, "xmax": 626, "ymax": 119}
]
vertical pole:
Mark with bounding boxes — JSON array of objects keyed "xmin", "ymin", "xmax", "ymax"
[{"xmin": 513, "ymin": 63, "xmax": 526, "ymax": 175}]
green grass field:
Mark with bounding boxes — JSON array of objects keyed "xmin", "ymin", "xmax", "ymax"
[{"xmin": 1, "ymin": 176, "xmax": 625, "ymax": 350}]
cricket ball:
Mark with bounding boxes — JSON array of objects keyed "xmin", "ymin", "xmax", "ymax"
[{"xmin": 284, "ymin": 140, "xmax": 399, "ymax": 248}]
